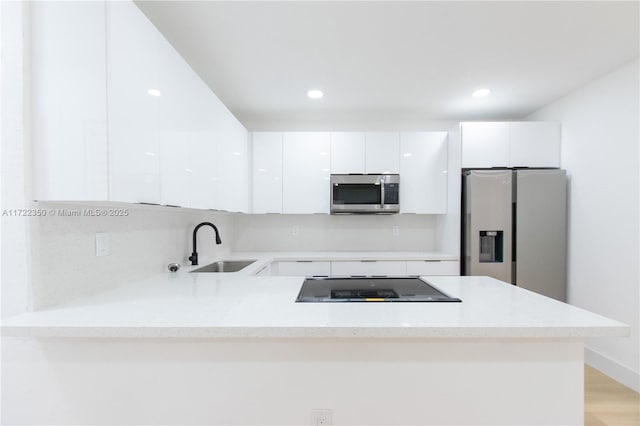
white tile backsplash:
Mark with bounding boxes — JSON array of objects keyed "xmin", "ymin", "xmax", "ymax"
[
  {"xmin": 232, "ymin": 214, "xmax": 438, "ymax": 252},
  {"xmin": 29, "ymin": 203, "xmax": 442, "ymax": 309},
  {"xmin": 30, "ymin": 202, "xmax": 234, "ymax": 309}
]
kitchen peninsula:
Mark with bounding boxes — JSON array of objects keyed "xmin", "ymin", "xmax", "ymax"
[{"xmin": 1, "ymin": 255, "xmax": 628, "ymax": 426}]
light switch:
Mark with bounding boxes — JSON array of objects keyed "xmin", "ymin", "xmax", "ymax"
[{"xmin": 95, "ymin": 232, "xmax": 110, "ymax": 256}]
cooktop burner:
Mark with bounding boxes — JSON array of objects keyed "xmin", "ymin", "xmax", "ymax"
[{"xmin": 295, "ymin": 277, "xmax": 461, "ymax": 303}]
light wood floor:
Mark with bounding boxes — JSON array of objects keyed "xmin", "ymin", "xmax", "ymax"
[{"xmin": 585, "ymin": 365, "xmax": 640, "ymax": 426}]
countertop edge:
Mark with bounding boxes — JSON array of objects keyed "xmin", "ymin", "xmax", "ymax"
[{"xmin": 1, "ymin": 325, "xmax": 629, "ymax": 339}]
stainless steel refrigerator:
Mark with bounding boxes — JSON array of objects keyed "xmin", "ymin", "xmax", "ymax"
[{"xmin": 462, "ymin": 169, "xmax": 567, "ymax": 301}]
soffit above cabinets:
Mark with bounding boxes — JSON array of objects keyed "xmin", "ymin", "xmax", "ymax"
[{"xmin": 135, "ymin": 1, "xmax": 639, "ymax": 128}]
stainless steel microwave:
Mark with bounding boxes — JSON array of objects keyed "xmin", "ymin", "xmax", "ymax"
[{"xmin": 330, "ymin": 174, "xmax": 400, "ymax": 214}]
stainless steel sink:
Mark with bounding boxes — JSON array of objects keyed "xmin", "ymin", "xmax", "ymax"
[{"xmin": 190, "ymin": 259, "xmax": 257, "ymax": 273}]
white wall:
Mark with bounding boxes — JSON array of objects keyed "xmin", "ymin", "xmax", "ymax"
[
  {"xmin": 233, "ymin": 214, "xmax": 439, "ymax": 253},
  {"xmin": 29, "ymin": 203, "xmax": 235, "ymax": 309},
  {"xmin": 529, "ymin": 59, "xmax": 639, "ymax": 391},
  {"xmin": 1, "ymin": 1, "xmax": 31, "ymax": 319}
]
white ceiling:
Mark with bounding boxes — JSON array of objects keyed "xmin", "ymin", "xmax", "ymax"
[{"xmin": 136, "ymin": 1, "xmax": 639, "ymax": 130}]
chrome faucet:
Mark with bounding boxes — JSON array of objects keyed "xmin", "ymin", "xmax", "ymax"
[{"xmin": 188, "ymin": 222, "xmax": 222, "ymax": 266}]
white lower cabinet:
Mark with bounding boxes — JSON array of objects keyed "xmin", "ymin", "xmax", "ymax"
[
  {"xmin": 272, "ymin": 261, "xmax": 331, "ymax": 277},
  {"xmin": 265, "ymin": 259, "xmax": 460, "ymax": 277},
  {"xmin": 331, "ymin": 261, "xmax": 406, "ymax": 276},
  {"xmin": 405, "ymin": 260, "xmax": 460, "ymax": 276}
]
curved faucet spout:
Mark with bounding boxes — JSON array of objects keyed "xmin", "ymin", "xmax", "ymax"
[{"xmin": 188, "ymin": 222, "xmax": 222, "ymax": 266}]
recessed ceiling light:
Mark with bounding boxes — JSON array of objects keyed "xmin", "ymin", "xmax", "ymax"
[
  {"xmin": 307, "ymin": 89, "xmax": 324, "ymax": 99},
  {"xmin": 472, "ymin": 88, "xmax": 491, "ymax": 98},
  {"xmin": 147, "ymin": 89, "xmax": 161, "ymax": 97},
  {"xmin": 403, "ymin": 153, "xmax": 413, "ymax": 157}
]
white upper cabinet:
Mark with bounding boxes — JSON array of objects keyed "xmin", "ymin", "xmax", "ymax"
[
  {"xmin": 107, "ymin": 1, "xmax": 248, "ymax": 211},
  {"xmin": 461, "ymin": 122, "xmax": 560, "ymax": 168},
  {"xmin": 157, "ymin": 25, "xmax": 203, "ymax": 208},
  {"xmin": 252, "ymin": 133, "xmax": 283, "ymax": 213},
  {"xmin": 400, "ymin": 132, "xmax": 448, "ymax": 214},
  {"xmin": 31, "ymin": 0, "xmax": 247, "ymax": 210},
  {"xmin": 283, "ymin": 133, "xmax": 331, "ymax": 214},
  {"xmin": 460, "ymin": 122, "xmax": 510, "ymax": 168},
  {"xmin": 365, "ymin": 132, "xmax": 400, "ymax": 173},
  {"xmin": 107, "ymin": 1, "xmax": 162, "ymax": 204},
  {"xmin": 330, "ymin": 132, "xmax": 400, "ymax": 174},
  {"xmin": 251, "ymin": 130, "xmax": 450, "ymax": 214},
  {"xmin": 217, "ymin": 119, "xmax": 250, "ymax": 213},
  {"xmin": 188, "ymin": 133, "xmax": 218, "ymax": 210},
  {"xmin": 31, "ymin": 1, "xmax": 108, "ymax": 201},
  {"xmin": 509, "ymin": 122, "xmax": 560, "ymax": 167},
  {"xmin": 331, "ymin": 132, "xmax": 366, "ymax": 174}
]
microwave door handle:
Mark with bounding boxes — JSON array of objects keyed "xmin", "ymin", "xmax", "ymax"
[{"xmin": 380, "ymin": 178, "xmax": 385, "ymax": 208}]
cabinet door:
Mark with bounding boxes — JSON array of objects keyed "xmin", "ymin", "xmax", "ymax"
[
  {"xmin": 331, "ymin": 132, "xmax": 365, "ymax": 174},
  {"xmin": 365, "ymin": 132, "xmax": 400, "ymax": 173},
  {"xmin": 273, "ymin": 261, "xmax": 331, "ymax": 277},
  {"xmin": 107, "ymin": 1, "xmax": 162, "ymax": 203},
  {"xmin": 331, "ymin": 261, "xmax": 406, "ymax": 276},
  {"xmin": 218, "ymin": 121, "xmax": 250, "ymax": 212},
  {"xmin": 252, "ymin": 133, "xmax": 283, "ymax": 213},
  {"xmin": 509, "ymin": 122, "xmax": 560, "ymax": 167},
  {"xmin": 283, "ymin": 133, "xmax": 331, "ymax": 214},
  {"xmin": 31, "ymin": 1, "xmax": 108, "ymax": 201},
  {"xmin": 461, "ymin": 122, "xmax": 509, "ymax": 168},
  {"xmin": 189, "ymin": 133, "xmax": 218, "ymax": 210},
  {"xmin": 160, "ymin": 133, "xmax": 192, "ymax": 207},
  {"xmin": 400, "ymin": 132, "xmax": 448, "ymax": 214},
  {"xmin": 157, "ymin": 27, "xmax": 217, "ymax": 209},
  {"xmin": 406, "ymin": 260, "xmax": 460, "ymax": 276}
]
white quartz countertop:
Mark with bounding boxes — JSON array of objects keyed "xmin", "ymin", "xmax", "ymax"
[{"xmin": 1, "ymin": 254, "xmax": 628, "ymax": 339}]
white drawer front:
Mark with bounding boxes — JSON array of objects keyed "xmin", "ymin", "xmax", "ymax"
[
  {"xmin": 405, "ymin": 260, "xmax": 460, "ymax": 276},
  {"xmin": 273, "ymin": 261, "xmax": 331, "ymax": 277},
  {"xmin": 331, "ymin": 261, "xmax": 406, "ymax": 276}
]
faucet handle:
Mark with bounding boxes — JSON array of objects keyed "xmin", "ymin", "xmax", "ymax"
[{"xmin": 188, "ymin": 252, "xmax": 198, "ymax": 266}]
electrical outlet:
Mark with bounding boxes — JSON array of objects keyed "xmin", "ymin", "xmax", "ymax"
[
  {"xmin": 292, "ymin": 225, "xmax": 299, "ymax": 236},
  {"xmin": 392, "ymin": 225, "xmax": 400, "ymax": 237},
  {"xmin": 95, "ymin": 232, "xmax": 110, "ymax": 257},
  {"xmin": 310, "ymin": 409, "xmax": 333, "ymax": 426}
]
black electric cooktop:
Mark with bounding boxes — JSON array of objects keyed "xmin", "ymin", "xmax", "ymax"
[{"xmin": 295, "ymin": 277, "xmax": 461, "ymax": 303}]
